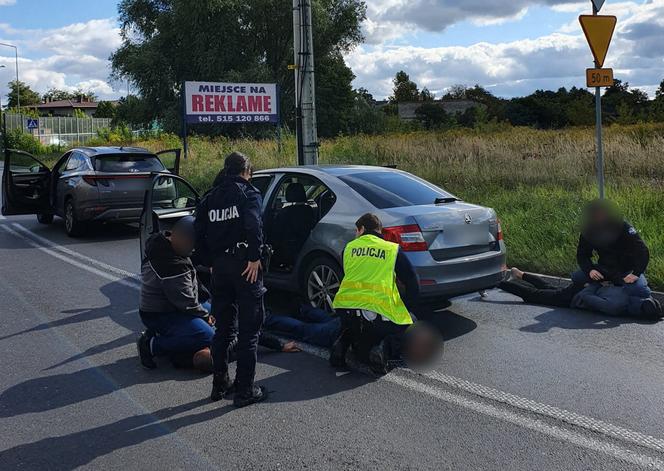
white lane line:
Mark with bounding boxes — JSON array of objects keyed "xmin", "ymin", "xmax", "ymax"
[
  {"xmin": 1, "ymin": 225, "xmax": 140, "ymax": 291},
  {"xmin": 3, "ymin": 223, "xmax": 664, "ymax": 467},
  {"xmin": 387, "ymin": 374, "xmax": 664, "ymax": 470},
  {"xmin": 422, "ymin": 370, "xmax": 664, "ymax": 455},
  {"xmin": 11, "ymin": 222, "xmax": 141, "ymax": 283}
]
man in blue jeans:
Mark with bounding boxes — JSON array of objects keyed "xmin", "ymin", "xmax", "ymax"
[
  {"xmin": 572, "ymin": 200, "xmax": 652, "ymax": 313},
  {"xmin": 137, "ymin": 217, "xmax": 215, "ymax": 371},
  {"xmin": 264, "ymin": 304, "xmax": 341, "ymax": 348}
]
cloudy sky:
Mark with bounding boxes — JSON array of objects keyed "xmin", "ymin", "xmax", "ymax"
[{"xmin": 1, "ymin": 0, "xmax": 663, "ymax": 102}]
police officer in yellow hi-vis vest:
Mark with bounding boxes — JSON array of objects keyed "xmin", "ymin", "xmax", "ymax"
[{"xmin": 331, "ymin": 213, "xmax": 419, "ymax": 373}]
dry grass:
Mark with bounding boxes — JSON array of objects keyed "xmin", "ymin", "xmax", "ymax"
[{"xmin": 131, "ymin": 123, "xmax": 664, "ymax": 290}]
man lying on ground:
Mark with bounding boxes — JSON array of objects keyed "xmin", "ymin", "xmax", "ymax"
[
  {"xmin": 137, "ymin": 217, "xmax": 298, "ymax": 373},
  {"xmin": 500, "ymin": 268, "xmax": 662, "ymax": 321},
  {"xmin": 263, "ymin": 304, "xmax": 342, "ymax": 349}
]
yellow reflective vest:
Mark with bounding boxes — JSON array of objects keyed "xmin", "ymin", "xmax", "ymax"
[{"xmin": 333, "ymin": 234, "xmax": 413, "ymax": 325}]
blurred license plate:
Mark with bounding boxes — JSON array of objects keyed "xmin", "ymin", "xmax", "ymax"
[{"xmin": 443, "ymin": 224, "xmax": 488, "ymax": 245}]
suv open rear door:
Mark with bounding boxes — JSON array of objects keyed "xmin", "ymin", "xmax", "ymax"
[
  {"xmin": 155, "ymin": 149, "xmax": 182, "ymax": 175},
  {"xmin": 1, "ymin": 149, "xmax": 52, "ymax": 216},
  {"xmin": 139, "ymin": 173, "xmax": 199, "ymax": 260}
]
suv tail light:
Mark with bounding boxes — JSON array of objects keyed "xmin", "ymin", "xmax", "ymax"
[
  {"xmin": 383, "ymin": 224, "xmax": 428, "ymax": 252},
  {"xmin": 82, "ymin": 176, "xmax": 98, "ymax": 186}
]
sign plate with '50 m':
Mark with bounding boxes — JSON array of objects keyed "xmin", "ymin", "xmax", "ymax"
[{"xmin": 586, "ymin": 68, "xmax": 614, "ymax": 88}]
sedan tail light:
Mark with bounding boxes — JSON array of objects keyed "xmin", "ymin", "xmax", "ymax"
[
  {"xmin": 82, "ymin": 176, "xmax": 98, "ymax": 186},
  {"xmin": 497, "ymin": 218, "xmax": 504, "ymax": 241},
  {"xmin": 383, "ymin": 224, "xmax": 428, "ymax": 252}
]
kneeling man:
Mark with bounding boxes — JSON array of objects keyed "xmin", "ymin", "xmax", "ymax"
[{"xmin": 137, "ymin": 217, "xmax": 215, "ymax": 371}]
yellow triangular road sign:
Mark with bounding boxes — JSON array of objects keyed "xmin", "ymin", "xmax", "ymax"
[{"xmin": 579, "ymin": 15, "xmax": 617, "ymax": 68}]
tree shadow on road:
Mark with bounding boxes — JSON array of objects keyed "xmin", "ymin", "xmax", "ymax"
[{"xmin": 0, "ymin": 398, "xmax": 230, "ymax": 471}]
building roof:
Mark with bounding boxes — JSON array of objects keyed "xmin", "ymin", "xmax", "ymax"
[
  {"xmin": 33, "ymin": 99, "xmax": 99, "ymax": 109},
  {"xmin": 397, "ymin": 100, "xmax": 485, "ymax": 120}
]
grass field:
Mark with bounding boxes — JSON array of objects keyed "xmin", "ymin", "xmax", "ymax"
[{"xmin": 47, "ymin": 124, "xmax": 664, "ymax": 290}]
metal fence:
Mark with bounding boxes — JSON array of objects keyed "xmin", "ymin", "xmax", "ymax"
[{"xmin": 3, "ymin": 113, "xmax": 112, "ymax": 146}]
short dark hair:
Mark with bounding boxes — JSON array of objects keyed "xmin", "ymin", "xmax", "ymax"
[
  {"xmin": 223, "ymin": 151, "xmax": 252, "ymax": 176},
  {"xmin": 355, "ymin": 213, "xmax": 382, "ymax": 233}
]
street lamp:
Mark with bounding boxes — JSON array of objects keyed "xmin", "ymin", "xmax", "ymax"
[{"xmin": 0, "ymin": 43, "xmax": 20, "ymax": 111}]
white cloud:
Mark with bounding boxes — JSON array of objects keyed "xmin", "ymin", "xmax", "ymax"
[
  {"xmin": 0, "ymin": 18, "xmax": 121, "ymax": 100},
  {"xmin": 0, "ymin": 0, "xmax": 16, "ymax": 6},
  {"xmin": 349, "ymin": 0, "xmax": 664, "ymax": 98}
]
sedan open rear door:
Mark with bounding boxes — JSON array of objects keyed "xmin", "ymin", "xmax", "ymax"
[
  {"xmin": 139, "ymin": 173, "xmax": 199, "ymax": 260},
  {"xmin": 1, "ymin": 149, "xmax": 52, "ymax": 216}
]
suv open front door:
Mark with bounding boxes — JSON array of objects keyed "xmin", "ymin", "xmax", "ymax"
[
  {"xmin": 139, "ymin": 173, "xmax": 199, "ymax": 260},
  {"xmin": 1, "ymin": 149, "xmax": 52, "ymax": 216},
  {"xmin": 155, "ymin": 149, "xmax": 182, "ymax": 175}
]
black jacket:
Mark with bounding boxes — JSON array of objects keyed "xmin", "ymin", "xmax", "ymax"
[
  {"xmin": 577, "ymin": 222, "xmax": 649, "ymax": 279},
  {"xmin": 140, "ymin": 232, "xmax": 208, "ymax": 317},
  {"xmin": 194, "ymin": 175, "xmax": 264, "ymax": 265}
]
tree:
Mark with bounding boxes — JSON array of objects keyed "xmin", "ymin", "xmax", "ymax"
[
  {"xmin": 419, "ymin": 87, "xmax": 434, "ymax": 101},
  {"xmin": 390, "ymin": 71, "xmax": 419, "ymax": 103},
  {"xmin": 112, "ymin": 95, "xmax": 152, "ymax": 128},
  {"xmin": 94, "ymin": 101, "xmax": 117, "ymax": 119},
  {"xmin": 415, "ymin": 102, "xmax": 448, "ymax": 129},
  {"xmin": 111, "ymin": 0, "xmax": 366, "ymax": 135},
  {"xmin": 42, "ymin": 88, "xmax": 97, "ymax": 103},
  {"xmin": 6, "ymin": 80, "xmax": 40, "ymax": 108}
]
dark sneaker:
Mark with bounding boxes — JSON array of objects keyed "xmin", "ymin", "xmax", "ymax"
[
  {"xmin": 369, "ymin": 341, "xmax": 389, "ymax": 375},
  {"xmin": 233, "ymin": 385, "xmax": 268, "ymax": 408},
  {"xmin": 641, "ymin": 298, "xmax": 663, "ymax": 321},
  {"xmin": 210, "ymin": 373, "xmax": 234, "ymax": 402},
  {"xmin": 329, "ymin": 330, "xmax": 350, "ymax": 368},
  {"xmin": 136, "ymin": 332, "xmax": 156, "ymax": 369}
]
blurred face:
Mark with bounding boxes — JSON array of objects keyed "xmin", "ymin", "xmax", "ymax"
[{"xmin": 170, "ymin": 231, "xmax": 195, "ymax": 257}]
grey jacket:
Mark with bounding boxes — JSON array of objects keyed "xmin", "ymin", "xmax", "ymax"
[{"xmin": 139, "ymin": 232, "xmax": 208, "ymax": 318}]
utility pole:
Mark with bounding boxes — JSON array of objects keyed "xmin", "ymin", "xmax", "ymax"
[{"xmin": 292, "ymin": 0, "xmax": 318, "ymax": 165}]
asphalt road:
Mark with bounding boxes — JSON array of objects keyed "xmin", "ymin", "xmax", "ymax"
[{"xmin": 1, "ymin": 197, "xmax": 664, "ymax": 469}]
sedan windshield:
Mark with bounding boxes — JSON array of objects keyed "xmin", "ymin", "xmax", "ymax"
[
  {"xmin": 338, "ymin": 171, "xmax": 456, "ymax": 209},
  {"xmin": 94, "ymin": 154, "xmax": 165, "ymax": 173}
]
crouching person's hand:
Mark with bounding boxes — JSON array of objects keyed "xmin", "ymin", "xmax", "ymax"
[{"xmin": 282, "ymin": 341, "xmax": 301, "ymax": 353}]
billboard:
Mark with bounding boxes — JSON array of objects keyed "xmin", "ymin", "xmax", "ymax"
[{"xmin": 184, "ymin": 81, "xmax": 279, "ymax": 124}]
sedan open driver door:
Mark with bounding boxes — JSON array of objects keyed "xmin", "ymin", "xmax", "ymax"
[
  {"xmin": 1, "ymin": 149, "xmax": 52, "ymax": 216},
  {"xmin": 139, "ymin": 173, "xmax": 199, "ymax": 260}
]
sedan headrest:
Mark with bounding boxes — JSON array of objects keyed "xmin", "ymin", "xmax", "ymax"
[{"xmin": 285, "ymin": 183, "xmax": 307, "ymax": 203}]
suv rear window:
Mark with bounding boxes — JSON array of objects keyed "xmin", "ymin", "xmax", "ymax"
[
  {"xmin": 338, "ymin": 171, "xmax": 455, "ymax": 209},
  {"xmin": 94, "ymin": 153, "xmax": 165, "ymax": 173}
]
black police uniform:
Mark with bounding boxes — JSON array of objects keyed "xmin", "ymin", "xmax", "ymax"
[{"xmin": 194, "ymin": 174, "xmax": 266, "ymax": 396}]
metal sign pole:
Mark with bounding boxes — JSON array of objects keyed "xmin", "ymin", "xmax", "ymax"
[
  {"xmin": 593, "ymin": 3, "xmax": 605, "ymax": 199},
  {"xmin": 181, "ymin": 82, "xmax": 189, "ymax": 160}
]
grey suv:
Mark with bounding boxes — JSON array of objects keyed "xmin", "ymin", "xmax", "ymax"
[
  {"xmin": 139, "ymin": 165, "xmax": 506, "ymax": 310},
  {"xmin": 2, "ymin": 146, "xmax": 180, "ymax": 236}
]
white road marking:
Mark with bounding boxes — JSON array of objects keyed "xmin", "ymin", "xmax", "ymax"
[
  {"xmin": 11, "ymin": 222, "xmax": 141, "ymax": 283},
  {"xmin": 422, "ymin": 370, "xmax": 664, "ymax": 454},
  {"xmin": 3, "ymin": 222, "xmax": 664, "ymax": 468},
  {"xmin": 387, "ymin": 374, "xmax": 664, "ymax": 470},
  {"xmin": 1, "ymin": 225, "xmax": 140, "ymax": 291}
]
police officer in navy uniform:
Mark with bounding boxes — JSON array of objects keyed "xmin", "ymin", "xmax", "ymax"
[{"xmin": 194, "ymin": 152, "xmax": 268, "ymax": 408}]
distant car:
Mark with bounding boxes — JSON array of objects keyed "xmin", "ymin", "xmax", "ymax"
[
  {"xmin": 139, "ymin": 165, "xmax": 506, "ymax": 310},
  {"xmin": 1, "ymin": 146, "xmax": 181, "ymax": 236}
]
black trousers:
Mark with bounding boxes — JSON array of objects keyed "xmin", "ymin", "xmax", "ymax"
[
  {"xmin": 499, "ymin": 273, "xmax": 581, "ymax": 308},
  {"xmin": 340, "ymin": 310, "xmax": 407, "ymax": 363},
  {"xmin": 211, "ymin": 254, "xmax": 266, "ymax": 393}
]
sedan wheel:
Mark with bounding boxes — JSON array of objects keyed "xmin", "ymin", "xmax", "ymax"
[{"xmin": 306, "ymin": 258, "xmax": 342, "ymax": 312}]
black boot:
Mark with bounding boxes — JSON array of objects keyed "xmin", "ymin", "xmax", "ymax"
[
  {"xmin": 369, "ymin": 340, "xmax": 389, "ymax": 375},
  {"xmin": 641, "ymin": 298, "xmax": 663, "ymax": 321},
  {"xmin": 329, "ymin": 329, "xmax": 351, "ymax": 368},
  {"xmin": 210, "ymin": 372, "xmax": 234, "ymax": 402},
  {"xmin": 136, "ymin": 331, "xmax": 156, "ymax": 369},
  {"xmin": 233, "ymin": 385, "xmax": 268, "ymax": 408}
]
